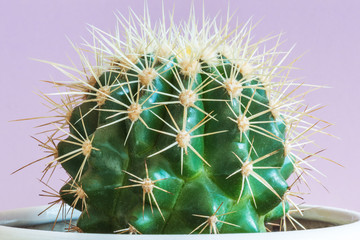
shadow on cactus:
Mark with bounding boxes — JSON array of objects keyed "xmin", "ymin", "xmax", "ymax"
[{"xmin": 14, "ymin": 5, "xmax": 336, "ymax": 235}]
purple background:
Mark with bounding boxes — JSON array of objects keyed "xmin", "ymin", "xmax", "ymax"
[{"xmin": 1, "ymin": 0, "xmax": 359, "ymax": 212}]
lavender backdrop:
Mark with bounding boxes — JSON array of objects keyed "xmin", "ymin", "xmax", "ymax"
[{"xmin": 0, "ymin": 0, "xmax": 359, "ymax": 212}]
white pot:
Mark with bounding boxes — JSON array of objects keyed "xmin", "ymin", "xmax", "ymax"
[{"xmin": 0, "ymin": 205, "xmax": 359, "ymax": 240}]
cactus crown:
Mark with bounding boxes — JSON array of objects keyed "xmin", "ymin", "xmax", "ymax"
[{"xmin": 20, "ymin": 4, "xmax": 332, "ymax": 234}]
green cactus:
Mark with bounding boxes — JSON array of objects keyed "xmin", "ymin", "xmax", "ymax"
[{"xmin": 25, "ymin": 6, "xmax": 329, "ymax": 234}]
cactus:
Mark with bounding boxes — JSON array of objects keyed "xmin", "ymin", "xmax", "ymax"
[{"xmin": 20, "ymin": 5, "xmax": 331, "ymax": 234}]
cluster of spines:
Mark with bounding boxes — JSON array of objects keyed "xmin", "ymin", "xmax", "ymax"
[{"xmin": 14, "ymin": 4, "xmax": 335, "ymax": 234}]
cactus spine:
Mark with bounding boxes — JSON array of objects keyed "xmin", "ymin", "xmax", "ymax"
[{"xmin": 23, "ymin": 6, "xmax": 331, "ymax": 234}]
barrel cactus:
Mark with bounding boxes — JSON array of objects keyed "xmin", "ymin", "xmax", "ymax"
[{"xmin": 22, "ymin": 5, "xmax": 330, "ymax": 234}]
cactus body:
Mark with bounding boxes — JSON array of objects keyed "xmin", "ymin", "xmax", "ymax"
[{"xmin": 31, "ymin": 7, "xmax": 328, "ymax": 234}]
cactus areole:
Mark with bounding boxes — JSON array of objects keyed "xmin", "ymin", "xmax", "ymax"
[{"xmin": 26, "ymin": 6, "xmax": 331, "ymax": 235}]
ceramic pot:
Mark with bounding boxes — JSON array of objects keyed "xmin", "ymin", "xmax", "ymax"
[{"xmin": 0, "ymin": 205, "xmax": 359, "ymax": 240}]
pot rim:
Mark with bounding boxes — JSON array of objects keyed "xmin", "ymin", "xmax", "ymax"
[{"xmin": 0, "ymin": 204, "xmax": 360, "ymax": 240}]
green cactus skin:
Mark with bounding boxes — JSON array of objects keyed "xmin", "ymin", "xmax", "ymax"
[
  {"xmin": 29, "ymin": 7, "xmax": 328, "ymax": 235},
  {"xmin": 55, "ymin": 57, "xmax": 294, "ymax": 234}
]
